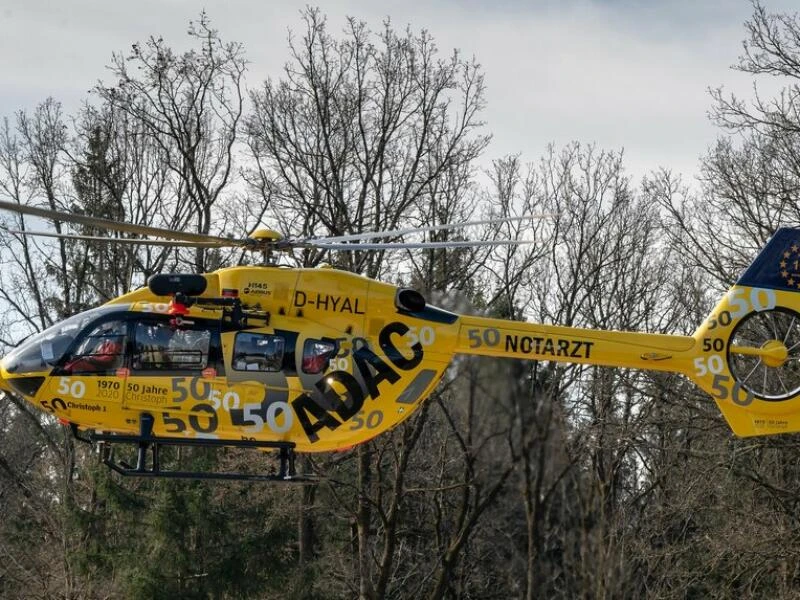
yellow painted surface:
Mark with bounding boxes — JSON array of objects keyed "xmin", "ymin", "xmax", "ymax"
[{"xmin": 2, "ymin": 264, "xmax": 800, "ymax": 451}]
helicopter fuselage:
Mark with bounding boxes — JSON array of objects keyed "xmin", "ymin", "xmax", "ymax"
[
  {"xmin": 0, "ymin": 266, "xmax": 464, "ymax": 452},
  {"xmin": 4, "ymin": 261, "xmax": 800, "ymax": 453}
]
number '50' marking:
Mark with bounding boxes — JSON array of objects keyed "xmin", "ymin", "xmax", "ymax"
[
  {"xmin": 694, "ymin": 355, "xmax": 724, "ymax": 377},
  {"xmin": 467, "ymin": 328, "xmax": 500, "ymax": 348},
  {"xmin": 727, "ymin": 287, "xmax": 776, "ymax": 319},
  {"xmin": 702, "ymin": 338, "xmax": 724, "ymax": 352},
  {"xmin": 57, "ymin": 377, "xmax": 86, "ymax": 399},
  {"xmin": 407, "ymin": 326, "xmax": 435, "ymax": 347},
  {"xmin": 708, "ymin": 288, "xmax": 776, "ymax": 331},
  {"xmin": 710, "ymin": 373, "xmax": 754, "ymax": 406}
]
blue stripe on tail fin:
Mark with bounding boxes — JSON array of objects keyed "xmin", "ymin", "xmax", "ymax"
[{"xmin": 737, "ymin": 227, "xmax": 800, "ymax": 291}]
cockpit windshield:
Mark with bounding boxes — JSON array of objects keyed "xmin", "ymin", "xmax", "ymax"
[{"xmin": 3, "ymin": 305, "xmax": 129, "ymax": 374}]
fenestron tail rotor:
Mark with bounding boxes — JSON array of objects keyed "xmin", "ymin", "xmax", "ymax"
[{"xmin": 0, "ymin": 200, "xmax": 551, "ymax": 254}]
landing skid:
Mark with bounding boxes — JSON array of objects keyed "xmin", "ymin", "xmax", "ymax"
[{"xmin": 72, "ymin": 415, "xmax": 316, "ymax": 483}]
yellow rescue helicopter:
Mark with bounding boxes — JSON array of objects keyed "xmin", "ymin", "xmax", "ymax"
[{"xmin": 0, "ymin": 199, "xmax": 799, "ymax": 481}]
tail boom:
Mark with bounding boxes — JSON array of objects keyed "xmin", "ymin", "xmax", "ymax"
[
  {"xmin": 454, "ymin": 223, "xmax": 800, "ymax": 439},
  {"xmin": 456, "ymin": 315, "xmax": 697, "ymax": 373}
]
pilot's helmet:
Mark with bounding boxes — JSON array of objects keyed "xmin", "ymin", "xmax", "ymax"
[{"xmin": 99, "ymin": 320, "xmax": 124, "ymax": 335}]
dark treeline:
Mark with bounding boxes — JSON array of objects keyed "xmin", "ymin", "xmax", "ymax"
[{"xmin": 2, "ymin": 3, "xmax": 800, "ymax": 598}]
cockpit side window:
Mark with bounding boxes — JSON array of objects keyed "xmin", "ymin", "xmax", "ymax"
[
  {"xmin": 233, "ymin": 333, "xmax": 285, "ymax": 372},
  {"xmin": 3, "ymin": 305, "xmax": 130, "ymax": 375},
  {"xmin": 64, "ymin": 320, "xmax": 127, "ymax": 374},
  {"xmin": 133, "ymin": 321, "xmax": 211, "ymax": 371},
  {"xmin": 301, "ymin": 339, "xmax": 337, "ymax": 375}
]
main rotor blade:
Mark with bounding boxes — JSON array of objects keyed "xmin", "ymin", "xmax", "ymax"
[
  {"xmin": 308, "ymin": 213, "xmax": 555, "ymax": 244},
  {"xmin": 8, "ymin": 230, "xmax": 234, "ymax": 248},
  {"xmin": 0, "ymin": 200, "xmax": 238, "ymax": 245},
  {"xmin": 309, "ymin": 239, "xmax": 539, "ymax": 250}
]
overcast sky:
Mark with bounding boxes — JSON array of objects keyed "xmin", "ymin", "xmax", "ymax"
[{"xmin": 1, "ymin": 0, "xmax": 796, "ymax": 183}]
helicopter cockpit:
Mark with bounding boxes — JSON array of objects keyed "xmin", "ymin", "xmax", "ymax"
[
  {"xmin": 3, "ymin": 305, "xmax": 130, "ymax": 376},
  {"xmin": 0, "ymin": 303, "xmax": 225, "ymax": 389}
]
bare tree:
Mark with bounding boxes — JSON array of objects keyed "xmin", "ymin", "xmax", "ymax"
[
  {"xmin": 245, "ymin": 10, "xmax": 490, "ymax": 599},
  {"xmin": 95, "ymin": 12, "xmax": 246, "ymax": 272},
  {"xmin": 246, "ymin": 7, "xmax": 489, "ymax": 278}
]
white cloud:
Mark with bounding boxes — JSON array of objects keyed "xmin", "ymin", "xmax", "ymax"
[{"xmin": 0, "ymin": 0, "xmax": 796, "ymax": 181}]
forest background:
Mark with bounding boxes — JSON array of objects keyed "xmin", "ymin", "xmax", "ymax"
[{"xmin": 2, "ymin": 1, "xmax": 800, "ymax": 598}]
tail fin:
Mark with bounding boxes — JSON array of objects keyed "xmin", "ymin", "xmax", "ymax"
[
  {"xmin": 736, "ymin": 227, "xmax": 800, "ymax": 292},
  {"xmin": 693, "ymin": 227, "xmax": 800, "ymax": 436}
]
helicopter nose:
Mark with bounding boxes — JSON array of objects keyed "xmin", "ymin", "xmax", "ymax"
[{"xmin": 0, "ymin": 360, "xmax": 13, "ymax": 393}]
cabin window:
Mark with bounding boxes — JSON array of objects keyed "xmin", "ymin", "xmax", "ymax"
[
  {"xmin": 233, "ymin": 333, "xmax": 284, "ymax": 372},
  {"xmin": 64, "ymin": 320, "xmax": 127, "ymax": 374},
  {"xmin": 302, "ymin": 339, "xmax": 337, "ymax": 375},
  {"xmin": 133, "ymin": 321, "xmax": 211, "ymax": 371}
]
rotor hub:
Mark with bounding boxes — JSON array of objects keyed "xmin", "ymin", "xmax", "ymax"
[
  {"xmin": 249, "ymin": 229, "xmax": 283, "ymax": 243},
  {"xmin": 760, "ymin": 339, "xmax": 789, "ymax": 368}
]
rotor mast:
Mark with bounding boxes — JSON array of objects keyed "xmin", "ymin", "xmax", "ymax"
[{"xmin": 248, "ymin": 228, "xmax": 284, "ymax": 265}]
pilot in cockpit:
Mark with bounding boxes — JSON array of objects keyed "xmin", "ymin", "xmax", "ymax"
[{"xmin": 65, "ymin": 321, "xmax": 125, "ymax": 373}]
